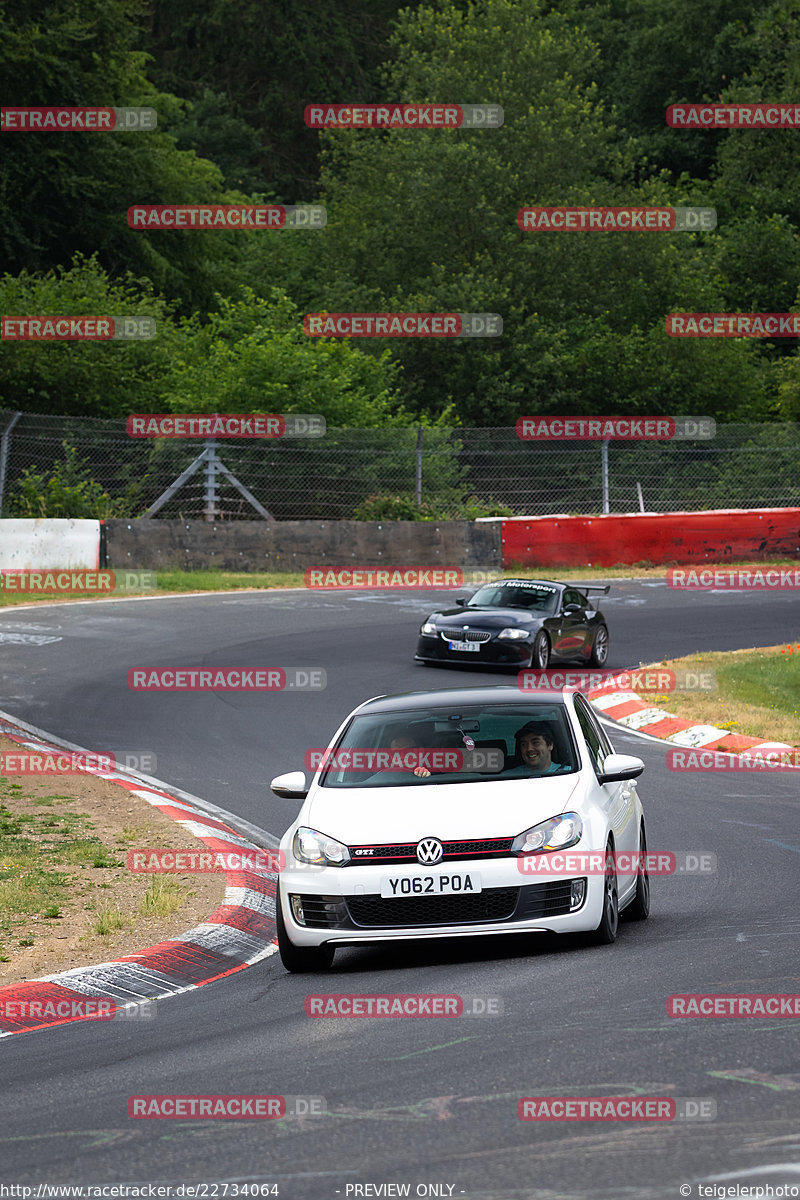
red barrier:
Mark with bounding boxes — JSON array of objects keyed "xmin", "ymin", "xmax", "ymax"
[{"xmin": 500, "ymin": 508, "xmax": 800, "ymax": 568}]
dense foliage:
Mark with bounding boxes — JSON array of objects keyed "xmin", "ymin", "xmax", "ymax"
[{"xmin": 2, "ymin": 0, "xmax": 798, "ymax": 424}]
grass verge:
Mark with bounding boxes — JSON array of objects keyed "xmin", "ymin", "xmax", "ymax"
[
  {"xmin": 0, "ymin": 743, "xmax": 225, "ymax": 984},
  {"xmin": 636, "ymin": 643, "xmax": 800, "ymax": 748}
]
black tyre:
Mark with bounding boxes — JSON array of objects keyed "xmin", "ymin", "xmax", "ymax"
[
  {"xmin": 530, "ymin": 631, "xmax": 551, "ymax": 669},
  {"xmin": 276, "ymin": 891, "xmax": 335, "ymax": 972},
  {"xmin": 589, "ymin": 624, "xmax": 609, "ymax": 666},
  {"xmin": 588, "ymin": 839, "xmax": 618, "ymax": 945},
  {"xmin": 623, "ymin": 821, "xmax": 650, "ymax": 922}
]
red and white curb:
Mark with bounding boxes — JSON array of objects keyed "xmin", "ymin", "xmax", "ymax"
[
  {"xmin": 586, "ymin": 677, "xmax": 795, "ymax": 756},
  {"xmin": 0, "ymin": 714, "xmax": 278, "ymax": 1038}
]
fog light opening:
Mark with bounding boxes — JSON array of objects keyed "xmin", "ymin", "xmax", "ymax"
[
  {"xmin": 570, "ymin": 879, "xmax": 586, "ymax": 910},
  {"xmin": 290, "ymin": 895, "xmax": 306, "ymax": 925}
]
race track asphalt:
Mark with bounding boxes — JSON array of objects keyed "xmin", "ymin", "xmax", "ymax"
[{"xmin": 0, "ymin": 579, "xmax": 798, "ymax": 1200}]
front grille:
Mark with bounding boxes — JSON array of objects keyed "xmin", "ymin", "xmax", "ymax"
[
  {"xmin": 439, "ymin": 629, "xmax": 492, "ymax": 642},
  {"xmin": 346, "ymin": 887, "xmax": 519, "ymax": 927},
  {"xmin": 347, "ymin": 837, "xmax": 514, "ymax": 865},
  {"xmin": 516, "ymin": 880, "xmax": 579, "ymax": 919}
]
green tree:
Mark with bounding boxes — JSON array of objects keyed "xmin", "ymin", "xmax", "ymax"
[
  {"xmin": 0, "ymin": 0, "xmax": 238, "ymax": 310},
  {"xmin": 0, "ymin": 254, "xmax": 179, "ymax": 417}
]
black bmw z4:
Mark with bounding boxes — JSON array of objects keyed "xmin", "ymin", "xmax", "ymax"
[{"xmin": 415, "ymin": 578, "xmax": 610, "ymax": 670}]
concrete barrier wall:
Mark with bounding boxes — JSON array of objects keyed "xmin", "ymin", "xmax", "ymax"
[
  {"xmin": 500, "ymin": 508, "xmax": 800, "ymax": 568},
  {"xmin": 103, "ymin": 519, "xmax": 503, "ymax": 572},
  {"xmin": 0, "ymin": 519, "xmax": 100, "ymax": 569},
  {"xmin": 5, "ymin": 510, "xmax": 789, "ymax": 576}
]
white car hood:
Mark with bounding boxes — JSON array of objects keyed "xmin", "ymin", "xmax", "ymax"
[{"xmin": 303, "ymin": 774, "xmax": 581, "ymax": 844}]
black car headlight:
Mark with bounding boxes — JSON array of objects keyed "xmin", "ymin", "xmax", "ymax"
[
  {"xmin": 420, "ymin": 620, "xmax": 437, "ymax": 635},
  {"xmin": 497, "ymin": 628, "xmax": 529, "ymax": 640},
  {"xmin": 511, "ymin": 812, "xmax": 582, "ymax": 854}
]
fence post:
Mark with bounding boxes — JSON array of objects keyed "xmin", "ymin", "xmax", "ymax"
[
  {"xmin": 204, "ymin": 438, "xmax": 219, "ymax": 521},
  {"xmin": 416, "ymin": 426, "xmax": 423, "ymax": 506},
  {"xmin": 0, "ymin": 412, "xmax": 22, "ymax": 516},
  {"xmin": 601, "ymin": 440, "xmax": 610, "ymax": 514}
]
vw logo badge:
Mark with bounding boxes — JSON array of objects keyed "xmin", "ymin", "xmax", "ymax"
[{"xmin": 417, "ymin": 837, "xmax": 443, "ymax": 865}]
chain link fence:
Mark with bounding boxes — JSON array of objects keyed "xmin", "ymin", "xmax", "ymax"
[{"xmin": 0, "ymin": 408, "xmax": 798, "ymax": 520}]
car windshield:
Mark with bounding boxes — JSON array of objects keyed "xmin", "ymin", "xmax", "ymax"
[
  {"xmin": 467, "ymin": 581, "xmax": 560, "ymax": 613},
  {"xmin": 319, "ymin": 703, "xmax": 578, "ymax": 788}
]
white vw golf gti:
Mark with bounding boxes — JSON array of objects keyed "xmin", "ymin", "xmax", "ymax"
[{"xmin": 270, "ymin": 685, "xmax": 649, "ymax": 971}]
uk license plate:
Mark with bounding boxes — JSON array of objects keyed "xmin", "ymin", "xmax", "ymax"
[
  {"xmin": 448, "ymin": 640, "xmax": 480, "ymax": 652},
  {"xmin": 380, "ymin": 873, "xmax": 482, "ymax": 898}
]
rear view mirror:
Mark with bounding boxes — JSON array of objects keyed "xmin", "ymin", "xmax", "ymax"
[
  {"xmin": 562, "ymin": 603, "xmax": 582, "ymax": 615},
  {"xmin": 455, "ymin": 597, "xmax": 467, "ymax": 607}
]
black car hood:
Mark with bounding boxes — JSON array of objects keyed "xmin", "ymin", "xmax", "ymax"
[{"xmin": 431, "ymin": 606, "xmax": 545, "ymax": 629}]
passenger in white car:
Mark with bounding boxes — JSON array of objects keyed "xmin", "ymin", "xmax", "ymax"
[{"xmin": 503, "ymin": 722, "xmax": 564, "ymax": 776}]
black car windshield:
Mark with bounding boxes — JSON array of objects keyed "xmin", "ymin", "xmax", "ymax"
[
  {"xmin": 467, "ymin": 581, "xmax": 559, "ymax": 613},
  {"xmin": 319, "ymin": 703, "xmax": 578, "ymax": 788}
]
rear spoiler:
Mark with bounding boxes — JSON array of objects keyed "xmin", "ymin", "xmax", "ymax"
[{"xmin": 563, "ymin": 583, "xmax": 610, "ymax": 594}]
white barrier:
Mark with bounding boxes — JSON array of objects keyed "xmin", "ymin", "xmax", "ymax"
[{"xmin": 0, "ymin": 519, "xmax": 100, "ymax": 569}]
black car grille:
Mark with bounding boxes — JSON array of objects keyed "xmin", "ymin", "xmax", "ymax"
[
  {"xmin": 346, "ymin": 887, "xmax": 519, "ymax": 927},
  {"xmin": 291, "ymin": 880, "xmax": 582, "ymax": 931},
  {"xmin": 347, "ymin": 837, "xmax": 514, "ymax": 865},
  {"xmin": 439, "ymin": 629, "xmax": 492, "ymax": 642}
]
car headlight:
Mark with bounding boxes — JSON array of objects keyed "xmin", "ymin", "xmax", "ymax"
[
  {"xmin": 292, "ymin": 826, "xmax": 351, "ymax": 867},
  {"xmin": 420, "ymin": 620, "xmax": 437, "ymax": 635},
  {"xmin": 497, "ymin": 628, "xmax": 529, "ymax": 640},
  {"xmin": 511, "ymin": 812, "xmax": 582, "ymax": 854}
]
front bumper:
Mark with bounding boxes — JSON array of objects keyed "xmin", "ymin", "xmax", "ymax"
[
  {"xmin": 415, "ymin": 634, "xmax": 531, "ymax": 666},
  {"xmin": 279, "ymin": 857, "xmax": 605, "ymax": 946}
]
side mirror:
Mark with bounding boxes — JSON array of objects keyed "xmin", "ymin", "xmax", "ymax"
[
  {"xmin": 455, "ymin": 597, "xmax": 467, "ymax": 607},
  {"xmin": 562, "ymin": 603, "xmax": 582, "ymax": 615},
  {"xmin": 598, "ymin": 753, "xmax": 645, "ymax": 784},
  {"xmin": 270, "ymin": 770, "xmax": 308, "ymax": 800}
]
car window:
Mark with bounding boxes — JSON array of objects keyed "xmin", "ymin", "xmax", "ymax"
[
  {"xmin": 319, "ymin": 703, "xmax": 579, "ymax": 787},
  {"xmin": 467, "ymin": 582, "xmax": 559, "ymax": 613},
  {"xmin": 563, "ymin": 589, "xmax": 585, "ymax": 609},
  {"xmin": 573, "ymin": 696, "xmax": 605, "ymax": 774}
]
